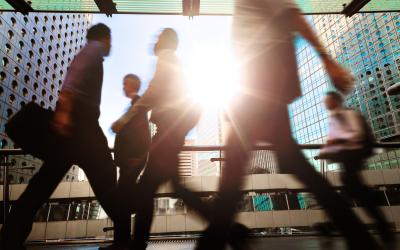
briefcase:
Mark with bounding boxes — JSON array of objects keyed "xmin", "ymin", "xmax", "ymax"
[{"xmin": 5, "ymin": 102, "xmax": 58, "ymax": 160}]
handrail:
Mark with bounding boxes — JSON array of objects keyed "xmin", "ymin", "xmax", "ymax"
[{"xmin": 1, "ymin": 143, "xmax": 400, "ymax": 155}]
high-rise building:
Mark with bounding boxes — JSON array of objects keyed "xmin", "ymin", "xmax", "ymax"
[
  {"xmin": 248, "ymin": 148, "xmax": 278, "ymax": 174},
  {"xmin": 0, "ymin": 12, "xmax": 92, "ymax": 183},
  {"xmin": 291, "ymin": 13, "xmax": 400, "ymax": 171},
  {"xmin": 196, "ymin": 109, "xmax": 222, "ymax": 176},
  {"xmin": 178, "ymin": 139, "xmax": 197, "ymax": 177}
]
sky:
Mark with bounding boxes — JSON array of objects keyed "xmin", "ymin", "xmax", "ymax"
[{"xmin": 92, "ymin": 14, "xmax": 234, "ymax": 146}]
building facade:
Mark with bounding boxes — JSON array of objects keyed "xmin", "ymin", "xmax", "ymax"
[
  {"xmin": 178, "ymin": 139, "xmax": 198, "ymax": 177},
  {"xmin": 196, "ymin": 109, "xmax": 222, "ymax": 176},
  {"xmin": 291, "ymin": 13, "xmax": 400, "ymax": 171},
  {"xmin": 0, "ymin": 12, "xmax": 92, "ymax": 183}
]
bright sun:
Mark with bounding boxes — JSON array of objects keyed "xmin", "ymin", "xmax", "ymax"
[{"xmin": 183, "ymin": 48, "xmax": 240, "ymax": 110}]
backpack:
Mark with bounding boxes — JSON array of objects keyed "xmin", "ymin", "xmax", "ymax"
[{"xmin": 355, "ymin": 111, "xmax": 375, "ymax": 158}]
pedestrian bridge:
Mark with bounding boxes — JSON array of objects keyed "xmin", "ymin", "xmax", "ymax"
[{"xmin": 1, "ymin": 169, "xmax": 399, "ymax": 241}]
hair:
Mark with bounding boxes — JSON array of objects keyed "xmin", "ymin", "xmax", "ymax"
[
  {"xmin": 325, "ymin": 91, "xmax": 343, "ymax": 103},
  {"xmin": 160, "ymin": 28, "xmax": 178, "ymax": 51},
  {"xmin": 123, "ymin": 74, "xmax": 141, "ymax": 91},
  {"xmin": 86, "ymin": 23, "xmax": 111, "ymax": 41}
]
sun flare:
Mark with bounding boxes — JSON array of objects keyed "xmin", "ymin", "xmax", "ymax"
[{"xmin": 184, "ymin": 48, "xmax": 240, "ymax": 110}]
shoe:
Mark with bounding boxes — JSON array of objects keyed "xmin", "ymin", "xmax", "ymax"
[
  {"xmin": 0, "ymin": 243, "xmax": 26, "ymax": 250},
  {"xmin": 228, "ymin": 223, "xmax": 252, "ymax": 250},
  {"xmin": 196, "ymin": 223, "xmax": 251, "ymax": 250},
  {"xmin": 128, "ymin": 240, "xmax": 147, "ymax": 250},
  {"xmin": 99, "ymin": 243, "xmax": 129, "ymax": 250},
  {"xmin": 313, "ymin": 222, "xmax": 334, "ymax": 237}
]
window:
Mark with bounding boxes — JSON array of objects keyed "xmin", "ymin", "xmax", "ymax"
[
  {"xmin": 16, "ymin": 54, "xmax": 22, "ymax": 63},
  {"xmin": 11, "ymin": 80, "xmax": 18, "ymax": 90},
  {"xmin": 0, "ymin": 72, "xmax": 7, "ymax": 81},
  {"xmin": 22, "ymin": 88, "xmax": 28, "ymax": 97},
  {"xmin": 2, "ymin": 57, "xmax": 9, "ymax": 67},
  {"xmin": 13, "ymin": 67, "xmax": 20, "ymax": 76},
  {"xmin": 5, "ymin": 43, "xmax": 11, "ymax": 54},
  {"xmin": 6, "ymin": 108, "xmax": 13, "ymax": 118},
  {"xmin": 24, "ymin": 75, "xmax": 30, "ymax": 84},
  {"xmin": 10, "ymin": 17, "xmax": 16, "ymax": 26},
  {"xmin": 7, "ymin": 30, "xmax": 14, "ymax": 40}
]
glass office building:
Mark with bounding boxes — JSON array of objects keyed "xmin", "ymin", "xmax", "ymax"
[
  {"xmin": 290, "ymin": 12, "xmax": 400, "ymax": 171},
  {"xmin": 0, "ymin": 12, "xmax": 92, "ymax": 183}
]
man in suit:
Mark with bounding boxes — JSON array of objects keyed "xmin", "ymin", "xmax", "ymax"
[
  {"xmin": 0, "ymin": 23, "xmax": 119, "ymax": 250},
  {"xmin": 105, "ymin": 74, "xmax": 151, "ymax": 249},
  {"xmin": 196, "ymin": 1, "xmax": 379, "ymax": 250}
]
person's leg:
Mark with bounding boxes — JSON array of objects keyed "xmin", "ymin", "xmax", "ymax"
[
  {"xmin": 341, "ymin": 161, "xmax": 394, "ymax": 242},
  {"xmin": 76, "ymin": 126, "xmax": 119, "ymax": 233},
  {"xmin": 131, "ymin": 130, "xmax": 171, "ymax": 249},
  {"xmin": 113, "ymin": 161, "xmax": 146, "ymax": 245},
  {"xmin": 0, "ymin": 159, "xmax": 70, "ymax": 249},
  {"xmin": 273, "ymin": 106, "xmax": 378, "ymax": 249},
  {"xmin": 196, "ymin": 129, "xmax": 252, "ymax": 250}
]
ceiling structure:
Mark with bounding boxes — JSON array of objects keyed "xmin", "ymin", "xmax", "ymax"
[{"xmin": 0, "ymin": 0, "xmax": 399, "ymax": 16}]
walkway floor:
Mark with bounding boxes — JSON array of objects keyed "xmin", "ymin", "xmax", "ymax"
[{"xmin": 27, "ymin": 234, "xmax": 399, "ymax": 250}]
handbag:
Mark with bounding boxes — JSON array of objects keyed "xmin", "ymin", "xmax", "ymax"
[{"xmin": 5, "ymin": 102, "xmax": 58, "ymax": 160}]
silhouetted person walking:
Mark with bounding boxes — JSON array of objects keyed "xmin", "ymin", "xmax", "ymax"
[
  {"xmin": 317, "ymin": 91, "xmax": 394, "ymax": 246},
  {"xmin": 0, "ymin": 23, "xmax": 119, "ymax": 250},
  {"xmin": 104, "ymin": 74, "xmax": 151, "ymax": 250},
  {"xmin": 112, "ymin": 28, "xmax": 217, "ymax": 250},
  {"xmin": 196, "ymin": 1, "xmax": 379, "ymax": 250}
]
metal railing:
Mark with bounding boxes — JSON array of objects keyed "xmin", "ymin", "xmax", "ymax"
[{"xmin": 1, "ymin": 143, "xmax": 400, "ymax": 226}]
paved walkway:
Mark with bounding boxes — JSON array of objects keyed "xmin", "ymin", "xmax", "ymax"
[{"xmin": 26, "ymin": 234, "xmax": 399, "ymax": 250}]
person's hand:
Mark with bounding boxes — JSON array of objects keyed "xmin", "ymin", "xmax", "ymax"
[
  {"xmin": 111, "ymin": 120, "xmax": 124, "ymax": 133},
  {"xmin": 324, "ymin": 59, "xmax": 355, "ymax": 95},
  {"xmin": 52, "ymin": 110, "xmax": 72, "ymax": 137}
]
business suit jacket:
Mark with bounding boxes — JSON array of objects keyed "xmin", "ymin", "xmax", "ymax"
[{"xmin": 114, "ymin": 95, "xmax": 151, "ymax": 168}]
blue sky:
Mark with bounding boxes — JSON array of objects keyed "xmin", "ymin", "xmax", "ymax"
[{"xmin": 92, "ymin": 14, "xmax": 233, "ymax": 146}]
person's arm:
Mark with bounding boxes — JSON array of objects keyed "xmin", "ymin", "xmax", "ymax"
[
  {"xmin": 111, "ymin": 53, "xmax": 172, "ymax": 133},
  {"xmin": 111, "ymin": 83, "xmax": 158, "ymax": 133},
  {"xmin": 291, "ymin": 10, "xmax": 330, "ymax": 60},
  {"xmin": 52, "ymin": 90, "xmax": 75, "ymax": 136},
  {"xmin": 292, "ymin": 10, "xmax": 355, "ymax": 94}
]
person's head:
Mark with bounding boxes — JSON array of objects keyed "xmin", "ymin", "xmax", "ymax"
[
  {"xmin": 324, "ymin": 91, "xmax": 343, "ymax": 110},
  {"xmin": 123, "ymin": 74, "xmax": 141, "ymax": 97},
  {"xmin": 86, "ymin": 23, "xmax": 111, "ymax": 56},
  {"xmin": 153, "ymin": 28, "xmax": 178, "ymax": 55}
]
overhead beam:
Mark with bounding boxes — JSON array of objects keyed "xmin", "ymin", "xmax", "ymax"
[
  {"xmin": 341, "ymin": 0, "xmax": 371, "ymax": 17},
  {"xmin": 182, "ymin": 0, "xmax": 200, "ymax": 17},
  {"xmin": 94, "ymin": 0, "xmax": 118, "ymax": 17},
  {"xmin": 5, "ymin": 0, "xmax": 34, "ymax": 15}
]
